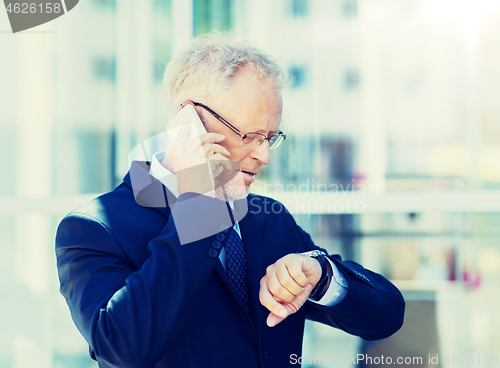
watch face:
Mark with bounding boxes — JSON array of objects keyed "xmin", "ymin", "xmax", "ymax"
[{"xmin": 301, "ymin": 250, "xmax": 325, "ymax": 258}]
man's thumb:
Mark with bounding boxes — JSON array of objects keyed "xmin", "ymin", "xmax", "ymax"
[{"xmin": 267, "ymin": 312, "xmax": 286, "ymax": 327}]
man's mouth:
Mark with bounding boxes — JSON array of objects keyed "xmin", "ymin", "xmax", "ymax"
[
  {"xmin": 241, "ymin": 170, "xmax": 257, "ymax": 184},
  {"xmin": 241, "ymin": 170, "xmax": 256, "ymax": 177}
]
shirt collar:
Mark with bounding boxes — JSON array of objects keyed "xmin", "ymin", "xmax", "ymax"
[{"xmin": 149, "ymin": 151, "xmax": 235, "ymax": 210}]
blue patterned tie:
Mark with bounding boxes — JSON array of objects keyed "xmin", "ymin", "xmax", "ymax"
[{"xmin": 225, "ymin": 227, "xmax": 251, "ymax": 311}]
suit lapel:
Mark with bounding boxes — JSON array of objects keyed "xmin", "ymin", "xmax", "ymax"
[{"xmin": 123, "ymin": 161, "xmax": 175, "ymax": 219}]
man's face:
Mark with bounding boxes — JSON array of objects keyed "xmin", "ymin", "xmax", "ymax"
[{"xmin": 197, "ymin": 67, "xmax": 283, "ymax": 196}]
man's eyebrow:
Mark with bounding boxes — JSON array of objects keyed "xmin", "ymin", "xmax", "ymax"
[{"xmin": 248, "ymin": 128, "xmax": 280, "ymax": 135}]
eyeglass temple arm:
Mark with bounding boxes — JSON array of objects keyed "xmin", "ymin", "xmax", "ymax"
[{"xmin": 192, "ymin": 102, "xmax": 243, "ymax": 138}]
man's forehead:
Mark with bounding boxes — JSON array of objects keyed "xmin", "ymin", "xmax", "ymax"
[
  {"xmin": 230, "ymin": 108, "xmax": 282, "ymax": 132},
  {"xmin": 206, "ymin": 68, "xmax": 283, "ymax": 131},
  {"xmin": 245, "ymin": 121, "xmax": 281, "ymax": 134}
]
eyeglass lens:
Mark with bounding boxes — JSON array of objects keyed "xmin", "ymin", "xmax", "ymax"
[{"xmin": 242, "ymin": 133, "xmax": 284, "ymax": 149}]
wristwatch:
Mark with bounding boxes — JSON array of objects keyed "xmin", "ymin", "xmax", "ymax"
[{"xmin": 301, "ymin": 250, "xmax": 329, "ymax": 299}]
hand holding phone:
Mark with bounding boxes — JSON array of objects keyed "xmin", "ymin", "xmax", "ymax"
[{"xmin": 163, "ymin": 104, "xmax": 234, "ymax": 197}]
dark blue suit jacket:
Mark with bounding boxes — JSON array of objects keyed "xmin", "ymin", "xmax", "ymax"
[{"xmin": 56, "ymin": 161, "xmax": 405, "ymax": 368}]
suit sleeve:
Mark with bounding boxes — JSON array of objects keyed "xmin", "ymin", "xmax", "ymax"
[
  {"xmin": 56, "ymin": 193, "xmax": 229, "ymax": 368},
  {"xmin": 296, "ymin": 224, "xmax": 405, "ymax": 340}
]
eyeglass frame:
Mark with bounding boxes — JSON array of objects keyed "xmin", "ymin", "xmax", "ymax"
[{"xmin": 191, "ymin": 101, "xmax": 286, "ymax": 149}]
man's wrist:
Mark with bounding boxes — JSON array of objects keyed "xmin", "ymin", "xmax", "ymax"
[{"xmin": 301, "ymin": 250, "xmax": 329, "ymax": 299}]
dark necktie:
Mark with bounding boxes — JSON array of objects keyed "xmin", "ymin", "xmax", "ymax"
[{"xmin": 225, "ymin": 227, "xmax": 251, "ymax": 311}]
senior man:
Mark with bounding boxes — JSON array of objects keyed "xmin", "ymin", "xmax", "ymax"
[{"xmin": 56, "ymin": 34, "xmax": 405, "ymax": 368}]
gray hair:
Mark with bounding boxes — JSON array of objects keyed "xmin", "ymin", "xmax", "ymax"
[{"xmin": 162, "ymin": 32, "xmax": 288, "ymax": 115}]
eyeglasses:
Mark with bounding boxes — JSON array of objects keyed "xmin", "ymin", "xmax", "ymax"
[{"xmin": 192, "ymin": 102, "xmax": 286, "ymax": 150}]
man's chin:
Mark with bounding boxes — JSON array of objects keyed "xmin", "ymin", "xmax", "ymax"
[
  {"xmin": 213, "ymin": 170, "xmax": 250, "ymax": 202},
  {"xmin": 214, "ymin": 183, "xmax": 249, "ymax": 202}
]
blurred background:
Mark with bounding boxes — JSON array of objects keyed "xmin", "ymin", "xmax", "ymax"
[{"xmin": 1, "ymin": 0, "xmax": 500, "ymax": 367}]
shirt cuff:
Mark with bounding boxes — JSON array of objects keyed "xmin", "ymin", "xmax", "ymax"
[{"xmin": 308, "ymin": 258, "xmax": 348, "ymax": 307}]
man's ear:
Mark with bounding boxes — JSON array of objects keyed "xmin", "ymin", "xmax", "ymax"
[{"xmin": 180, "ymin": 100, "xmax": 196, "ymax": 108}]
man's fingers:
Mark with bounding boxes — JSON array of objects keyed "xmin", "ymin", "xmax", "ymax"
[
  {"xmin": 213, "ymin": 165, "xmax": 224, "ymax": 178},
  {"xmin": 198, "ymin": 132, "xmax": 226, "ymax": 146},
  {"xmin": 265, "ymin": 303, "xmax": 300, "ymax": 327},
  {"xmin": 286, "ymin": 263, "xmax": 310, "ymax": 288},
  {"xmin": 184, "ymin": 133, "xmax": 228, "ymax": 167},
  {"xmin": 259, "ymin": 280, "xmax": 288, "ymax": 318},
  {"xmin": 208, "ymin": 154, "xmax": 233, "ymax": 168},
  {"xmin": 275, "ymin": 265, "xmax": 305, "ymax": 297},
  {"xmin": 185, "ymin": 132, "xmax": 225, "ymax": 155},
  {"xmin": 258, "ymin": 254, "xmax": 322, "ymax": 328},
  {"xmin": 209, "ymin": 156, "xmax": 235, "ymax": 173},
  {"xmin": 260, "ymin": 268, "xmax": 312, "ymax": 327},
  {"xmin": 202, "ymin": 142, "xmax": 231, "ymax": 158},
  {"xmin": 299, "ymin": 258, "xmax": 323, "ymax": 289},
  {"xmin": 282, "ymin": 254, "xmax": 320, "ymax": 286},
  {"xmin": 266, "ymin": 271, "xmax": 296, "ymax": 303}
]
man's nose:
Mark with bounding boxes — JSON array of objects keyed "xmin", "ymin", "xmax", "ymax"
[{"xmin": 251, "ymin": 140, "xmax": 271, "ymax": 165}]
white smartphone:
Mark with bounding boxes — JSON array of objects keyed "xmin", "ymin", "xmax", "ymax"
[
  {"xmin": 165, "ymin": 104, "xmax": 207, "ymax": 144},
  {"xmin": 165, "ymin": 104, "xmax": 216, "ymax": 191}
]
